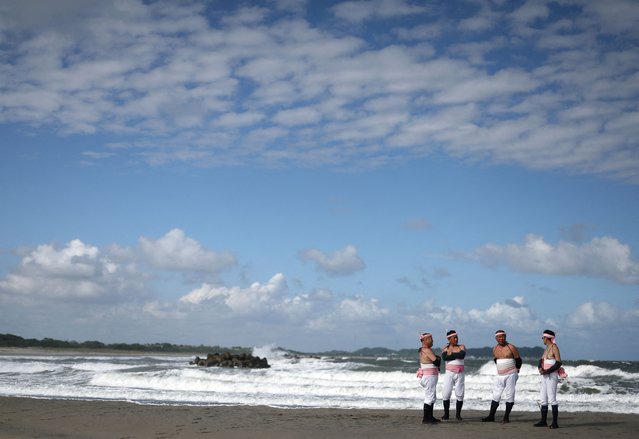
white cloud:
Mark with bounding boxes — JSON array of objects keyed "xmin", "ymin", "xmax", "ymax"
[
  {"xmin": 583, "ymin": 0, "xmax": 639, "ymax": 36},
  {"xmin": 1, "ymin": 1, "xmax": 638, "ymax": 182},
  {"xmin": 433, "ymin": 69, "xmax": 541, "ymax": 105},
  {"xmin": 179, "ymin": 273, "xmax": 288, "ymax": 315},
  {"xmin": 472, "ymin": 234, "xmax": 639, "ymax": 284},
  {"xmin": 338, "ymin": 296, "xmax": 389, "ymax": 320},
  {"xmin": 299, "ymin": 245, "xmax": 365, "ymax": 276},
  {"xmin": 23, "ymin": 239, "xmax": 100, "ymax": 277},
  {"xmin": 221, "ymin": 6, "xmax": 270, "ymax": 26},
  {"xmin": 458, "ymin": 1, "xmax": 500, "ymax": 32},
  {"xmin": 174, "ymin": 276, "xmax": 336, "ymax": 323},
  {"xmin": 510, "ymin": 0, "xmax": 549, "ymax": 26},
  {"xmin": 0, "ymin": 228, "xmax": 240, "ymax": 305},
  {"xmin": 1, "ymin": 229, "xmax": 636, "ymax": 354},
  {"xmin": 387, "ymin": 103, "xmax": 478, "ymax": 148},
  {"xmin": 213, "ymin": 111, "xmax": 265, "ymax": 128},
  {"xmin": 0, "ymin": 239, "xmax": 144, "ymax": 301},
  {"xmin": 0, "ymin": 0, "xmax": 107, "ymax": 34},
  {"xmin": 272, "ymin": 106, "xmax": 322, "ymax": 126},
  {"xmin": 308, "ymin": 287, "xmax": 334, "ymax": 301},
  {"xmin": 467, "ymin": 296, "xmax": 539, "ymax": 330},
  {"xmin": 143, "ymin": 301, "xmax": 187, "ymax": 320},
  {"xmin": 403, "ymin": 296, "xmax": 540, "ymax": 333},
  {"xmin": 139, "ymin": 228, "xmax": 236, "ymax": 274},
  {"xmin": 307, "ymin": 296, "xmax": 390, "ymax": 330},
  {"xmin": 331, "ymin": 0, "xmax": 427, "ymax": 23},
  {"xmin": 566, "ymin": 301, "xmax": 639, "ymax": 328}
]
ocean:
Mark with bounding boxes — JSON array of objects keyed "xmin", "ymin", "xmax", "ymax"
[{"xmin": 1, "ymin": 346, "xmax": 637, "ymax": 414}]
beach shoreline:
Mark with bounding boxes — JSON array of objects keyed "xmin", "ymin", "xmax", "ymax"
[
  {"xmin": 0, "ymin": 347, "xmax": 195, "ymax": 357},
  {"xmin": 1, "ymin": 396, "xmax": 637, "ymax": 438}
]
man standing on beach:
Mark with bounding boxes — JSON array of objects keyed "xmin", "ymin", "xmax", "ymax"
[
  {"xmin": 440, "ymin": 329, "xmax": 465, "ymax": 420},
  {"xmin": 481, "ymin": 329, "xmax": 521, "ymax": 423},
  {"xmin": 417, "ymin": 332, "xmax": 441, "ymax": 424},
  {"xmin": 534, "ymin": 329, "xmax": 564, "ymax": 429}
]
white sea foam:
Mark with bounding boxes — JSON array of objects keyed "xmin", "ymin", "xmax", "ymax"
[
  {"xmin": 0, "ymin": 348, "xmax": 637, "ymax": 413},
  {"xmin": 566, "ymin": 364, "xmax": 639, "ymax": 379},
  {"xmin": 0, "ymin": 359, "xmax": 63, "ymax": 374}
]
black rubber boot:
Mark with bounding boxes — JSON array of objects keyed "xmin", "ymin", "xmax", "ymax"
[
  {"xmin": 429, "ymin": 403, "xmax": 441, "ymax": 424},
  {"xmin": 533, "ymin": 405, "xmax": 548, "ymax": 427},
  {"xmin": 456, "ymin": 400, "xmax": 463, "ymax": 421},
  {"xmin": 502, "ymin": 402, "xmax": 514, "ymax": 423},
  {"xmin": 481, "ymin": 400, "xmax": 499, "ymax": 422},
  {"xmin": 550, "ymin": 405, "xmax": 559, "ymax": 429},
  {"xmin": 441, "ymin": 400, "xmax": 450, "ymax": 420},
  {"xmin": 422, "ymin": 404, "xmax": 439, "ymax": 424}
]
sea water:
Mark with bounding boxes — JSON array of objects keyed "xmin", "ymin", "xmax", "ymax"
[{"xmin": 0, "ymin": 346, "xmax": 637, "ymax": 413}]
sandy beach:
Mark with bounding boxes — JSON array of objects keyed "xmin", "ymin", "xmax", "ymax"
[{"xmin": 1, "ymin": 397, "xmax": 637, "ymax": 439}]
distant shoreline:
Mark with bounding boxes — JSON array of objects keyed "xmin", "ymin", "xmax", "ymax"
[
  {"xmin": 2, "ymin": 346, "xmax": 637, "ymax": 361},
  {"xmin": 0, "ymin": 332, "xmax": 546, "ymax": 359},
  {"xmin": 0, "ymin": 345, "xmax": 537, "ymax": 360},
  {"xmin": 0, "ymin": 346, "xmax": 193, "ymax": 356}
]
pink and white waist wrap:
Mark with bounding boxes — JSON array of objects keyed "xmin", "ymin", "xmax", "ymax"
[
  {"xmin": 496, "ymin": 358, "xmax": 518, "ymax": 375},
  {"xmin": 445, "ymin": 359, "xmax": 465, "ymax": 373},
  {"xmin": 543, "ymin": 358, "xmax": 568, "ymax": 378},
  {"xmin": 416, "ymin": 363, "xmax": 439, "ymax": 377}
]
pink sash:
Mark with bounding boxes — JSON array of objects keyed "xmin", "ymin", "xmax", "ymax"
[
  {"xmin": 446, "ymin": 359, "xmax": 465, "ymax": 373},
  {"xmin": 417, "ymin": 364, "xmax": 439, "ymax": 377}
]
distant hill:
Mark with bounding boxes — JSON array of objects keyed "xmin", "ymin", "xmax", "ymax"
[
  {"xmin": 312, "ymin": 345, "xmax": 544, "ymax": 359},
  {"xmin": 1, "ymin": 333, "xmax": 544, "ymax": 358},
  {"xmin": 401, "ymin": 346, "xmax": 544, "ymax": 359},
  {"xmin": 0, "ymin": 333, "xmax": 249, "ymax": 354}
]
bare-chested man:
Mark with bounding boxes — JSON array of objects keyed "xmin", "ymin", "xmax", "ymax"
[
  {"xmin": 440, "ymin": 329, "xmax": 465, "ymax": 420},
  {"xmin": 534, "ymin": 329, "xmax": 564, "ymax": 429},
  {"xmin": 417, "ymin": 332, "xmax": 441, "ymax": 424},
  {"xmin": 481, "ymin": 329, "xmax": 521, "ymax": 423}
]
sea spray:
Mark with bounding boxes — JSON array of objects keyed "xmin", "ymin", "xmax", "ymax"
[{"xmin": 0, "ymin": 346, "xmax": 637, "ymax": 413}]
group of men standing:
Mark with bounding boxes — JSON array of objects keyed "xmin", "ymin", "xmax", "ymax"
[{"xmin": 417, "ymin": 328, "xmax": 563, "ymax": 429}]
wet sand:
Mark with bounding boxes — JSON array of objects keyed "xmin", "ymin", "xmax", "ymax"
[{"xmin": 1, "ymin": 396, "xmax": 637, "ymax": 438}]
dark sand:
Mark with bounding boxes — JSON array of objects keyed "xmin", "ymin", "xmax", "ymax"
[{"xmin": 1, "ymin": 396, "xmax": 638, "ymax": 438}]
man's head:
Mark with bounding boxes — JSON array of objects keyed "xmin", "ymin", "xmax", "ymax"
[
  {"xmin": 420, "ymin": 332, "xmax": 433, "ymax": 347},
  {"xmin": 542, "ymin": 329, "xmax": 556, "ymax": 344},
  {"xmin": 495, "ymin": 329, "xmax": 507, "ymax": 346}
]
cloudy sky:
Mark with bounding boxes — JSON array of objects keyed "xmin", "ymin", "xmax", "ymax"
[{"xmin": 1, "ymin": 0, "xmax": 638, "ymax": 360}]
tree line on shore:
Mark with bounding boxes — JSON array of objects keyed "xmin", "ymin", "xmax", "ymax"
[
  {"xmin": 1, "ymin": 333, "xmax": 543, "ymax": 358},
  {"xmin": 308, "ymin": 345, "xmax": 544, "ymax": 359},
  {"xmin": 0, "ymin": 333, "xmax": 249, "ymax": 354}
]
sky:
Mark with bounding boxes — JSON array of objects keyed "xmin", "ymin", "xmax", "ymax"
[{"xmin": 0, "ymin": 0, "xmax": 638, "ymax": 361}]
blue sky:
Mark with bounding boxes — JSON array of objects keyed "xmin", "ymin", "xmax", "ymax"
[{"xmin": 1, "ymin": 0, "xmax": 638, "ymax": 360}]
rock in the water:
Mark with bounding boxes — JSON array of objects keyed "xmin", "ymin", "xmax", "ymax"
[{"xmin": 190, "ymin": 352, "xmax": 269, "ymax": 368}]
